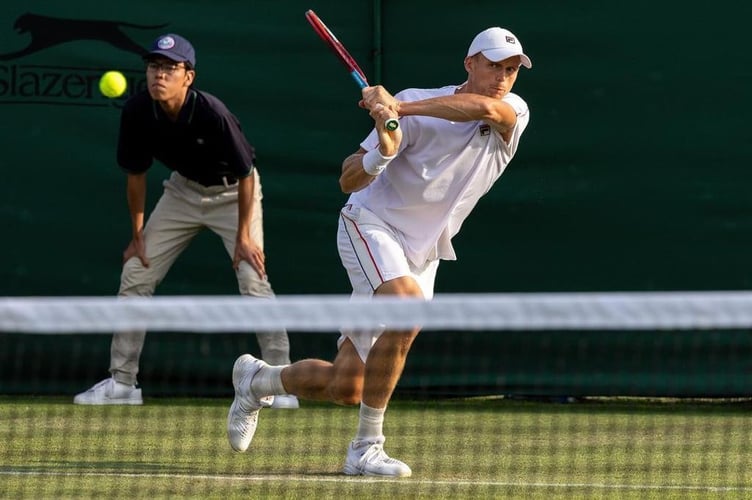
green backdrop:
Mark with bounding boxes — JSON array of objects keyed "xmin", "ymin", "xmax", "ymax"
[{"xmin": 1, "ymin": 0, "xmax": 751, "ymax": 397}]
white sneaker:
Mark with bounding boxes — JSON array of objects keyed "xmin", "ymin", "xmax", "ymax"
[
  {"xmin": 271, "ymin": 394, "xmax": 299, "ymax": 409},
  {"xmin": 73, "ymin": 378, "xmax": 143, "ymax": 405},
  {"xmin": 227, "ymin": 354, "xmax": 274, "ymax": 452},
  {"xmin": 343, "ymin": 438, "xmax": 412, "ymax": 477}
]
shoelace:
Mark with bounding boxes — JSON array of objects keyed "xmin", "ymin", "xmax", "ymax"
[
  {"xmin": 347, "ymin": 441, "xmax": 409, "ymax": 476},
  {"xmin": 89, "ymin": 379, "xmax": 113, "ymax": 391},
  {"xmin": 358, "ymin": 443, "xmax": 396, "ymax": 464}
]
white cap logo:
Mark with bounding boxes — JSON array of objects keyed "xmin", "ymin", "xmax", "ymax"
[{"xmin": 157, "ymin": 36, "xmax": 176, "ymax": 50}]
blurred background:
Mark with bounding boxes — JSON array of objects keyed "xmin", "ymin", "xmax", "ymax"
[{"xmin": 1, "ymin": 0, "xmax": 750, "ymax": 397}]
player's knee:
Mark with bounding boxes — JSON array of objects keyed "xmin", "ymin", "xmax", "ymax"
[
  {"xmin": 236, "ymin": 262, "xmax": 274, "ymax": 297},
  {"xmin": 329, "ymin": 380, "xmax": 362, "ymax": 406},
  {"xmin": 118, "ymin": 274, "xmax": 157, "ymax": 296},
  {"xmin": 332, "ymin": 392, "xmax": 361, "ymax": 406},
  {"xmin": 376, "ymin": 276, "xmax": 424, "ymax": 298},
  {"xmin": 118, "ymin": 277, "xmax": 157, "ymax": 297},
  {"xmin": 389, "ymin": 328, "xmax": 420, "ymax": 344},
  {"xmin": 119, "ymin": 259, "xmax": 160, "ymax": 296}
]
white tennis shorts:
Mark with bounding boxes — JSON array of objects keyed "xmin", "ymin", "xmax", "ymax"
[{"xmin": 336, "ymin": 203, "xmax": 439, "ymax": 361}]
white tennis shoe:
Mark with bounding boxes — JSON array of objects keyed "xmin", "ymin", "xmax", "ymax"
[
  {"xmin": 343, "ymin": 438, "xmax": 412, "ymax": 477},
  {"xmin": 73, "ymin": 378, "xmax": 143, "ymax": 405},
  {"xmin": 227, "ymin": 354, "xmax": 274, "ymax": 452}
]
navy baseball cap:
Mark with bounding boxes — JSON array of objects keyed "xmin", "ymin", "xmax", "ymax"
[{"xmin": 145, "ymin": 34, "xmax": 196, "ymax": 68}]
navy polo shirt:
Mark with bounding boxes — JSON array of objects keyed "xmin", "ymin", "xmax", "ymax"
[{"xmin": 117, "ymin": 88, "xmax": 255, "ymax": 186}]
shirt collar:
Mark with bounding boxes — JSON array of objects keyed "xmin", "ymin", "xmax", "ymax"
[{"xmin": 151, "ymin": 89, "xmax": 197, "ymax": 123}]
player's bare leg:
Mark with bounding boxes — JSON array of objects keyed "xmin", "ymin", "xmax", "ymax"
[
  {"xmin": 227, "ymin": 276, "xmax": 420, "ymax": 475},
  {"xmin": 227, "ymin": 340, "xmax": 365, "ymax": 453},
  {"xmin": 280, "ymin": 339, "xmax": 364, "ymax": 404},
  {"xmin": 277, "ymin": 325, "xmax": 418, "ymax": 477},
  {"xmin": 360, "ymin": 327, "xmax": 418, "ymax": 407},
  {"xmin": 341, "ymin": 276, "xmax": 421, "ymax": 477}
]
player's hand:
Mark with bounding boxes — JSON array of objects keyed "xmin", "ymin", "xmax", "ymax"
[
  {"xmin": 234, "ymin": 236, "xmax": 266, "ymax": 279},
  {"xmin": 123, "ymin": 235, "xmax": 150, "ymax": 268},
  {"xmin": 371, "ymin": 103, "xmax": 402, "ymax": 155},
  {"xmin": 360, "ymin": 86, "xmax": 401, "ymax": 153},
  {"xmin": 360, "ymin": 85, "xmax": 398, "ymax": 111}
]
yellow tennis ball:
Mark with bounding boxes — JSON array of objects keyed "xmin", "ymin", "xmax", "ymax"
[{"xmin": 99, "ymin": 71, "xmax": 127, "ymax": 98}]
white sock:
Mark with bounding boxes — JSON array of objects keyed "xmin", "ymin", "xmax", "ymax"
[
  {"xmin": 355, "ymin": 402, "xmax": 385, "ymax": 442},
  {"xmin": 251, "ymin": 365, "xmax": 287, "ymax": 397}
]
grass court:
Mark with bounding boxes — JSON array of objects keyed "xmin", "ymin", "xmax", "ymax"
[{"xmin": 1, "ymin": 396, "xmax": 750, "ymax": 498}]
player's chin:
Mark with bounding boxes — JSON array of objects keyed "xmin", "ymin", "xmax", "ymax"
[
  {"xmin": 148, "ymin": 86, "xmax": 168, "ymax": 100},
  {"xmin": 488, "ymin": 88, "xmax": 508, "ymax": 99}
]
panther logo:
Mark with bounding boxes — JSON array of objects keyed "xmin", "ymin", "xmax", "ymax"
[{"xmin": 0, "ymin": 13, "xmax": 168, "ymax": 60}]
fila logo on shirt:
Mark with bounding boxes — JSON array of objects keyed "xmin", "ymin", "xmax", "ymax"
[{"xmin": 479, "ymin": 124, "xmax": 491, "ymax": 136}]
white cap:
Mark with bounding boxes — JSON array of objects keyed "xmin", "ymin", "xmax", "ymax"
[{"xmin": 467, "ymin": 27, "xmax": 532, "ymax": 69}]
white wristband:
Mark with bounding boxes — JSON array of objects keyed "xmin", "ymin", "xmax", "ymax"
[{"xmin": 362, "ymin": 148, "xmax": 396, "ymax": 176}]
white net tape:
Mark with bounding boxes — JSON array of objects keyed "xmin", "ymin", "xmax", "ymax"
[{"xmin": 3, "ymin": 291, "xmax": 752, "ymax": 333}]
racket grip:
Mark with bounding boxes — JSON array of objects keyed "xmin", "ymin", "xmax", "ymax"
[{"xmin": 351, "ymin": 70, "xmax": 367, "ymax": 89}]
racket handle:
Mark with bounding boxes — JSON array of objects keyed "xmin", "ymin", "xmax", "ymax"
[
  {"xmin": 350, "ymin": 70, "xmax": 367, "ymax": 89},
  {"xmin": 385, "ymin": 118, "xmax": 399, "ymax": 131}
]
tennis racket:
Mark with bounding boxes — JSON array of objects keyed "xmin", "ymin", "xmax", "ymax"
[{"xmin": 305, "ymin": 9, "xmax": 399, "ymax": 131}]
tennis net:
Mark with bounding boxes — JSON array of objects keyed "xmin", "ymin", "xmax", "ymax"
[{"xmin": 1, "ymin": 292, "xmax": 751, "ymax": 497}]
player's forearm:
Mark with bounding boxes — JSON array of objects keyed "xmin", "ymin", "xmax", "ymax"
[
  {"xmin": 398, "ymin": 94, "xmax": 502, "ymax": 123},
  {"xmin": 125, "ymin": 173, "xmax": 147, "ymax": 238},
  {"xmin": 236, "ymin": 174, "xmax": 253, "ymax": 240},
  {"xmin": 340, "ymin": 151, "xmax": 376, "ymax": 193}
]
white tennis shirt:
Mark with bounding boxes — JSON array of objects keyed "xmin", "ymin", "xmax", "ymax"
[{"xmin": 348, "ymin": 85, "xmax": 530, "ymax": 267}]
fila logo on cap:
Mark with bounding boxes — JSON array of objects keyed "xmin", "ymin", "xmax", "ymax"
[
  {"xmin": 506, "ymin": 36, "xmax": 516, "ymax": 44},
  {"xmin": 157, "ymin": 36, "xmax": 176, "ymax": 49}
]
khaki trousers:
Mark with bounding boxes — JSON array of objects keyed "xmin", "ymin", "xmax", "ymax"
[{"xmin": 110, "ymin": 170, "xmax": 290, "ymax": 385}]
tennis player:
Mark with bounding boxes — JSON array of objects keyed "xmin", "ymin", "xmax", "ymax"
[
  {"xmin": 74, "ymin": 33, "xmax": 297, "ymax": 409},
  {"xmin": 227, "ymin": 27, "xmax": 532, "ymax": 475}
]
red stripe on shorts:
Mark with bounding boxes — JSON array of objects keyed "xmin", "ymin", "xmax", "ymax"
[{"xmin": 340, "ymin": 212, "xmax": 385, "ymax": 285}]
